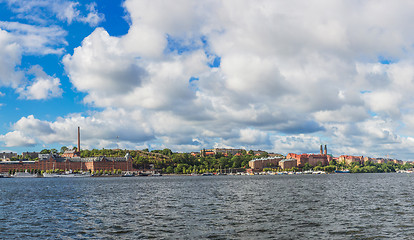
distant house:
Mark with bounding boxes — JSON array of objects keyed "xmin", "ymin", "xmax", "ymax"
[
  {"xmin": 200, "ymin": 148, "xmax": 244, "ymax": 157},
  {"xmin": 22, "ymin": 152, "xmax": 40, "ymax": 160},
  {"xmin": 1, "ymin": 152, "xmax": 17, "ymax": 161},
  {"xmin": 338, "ymin": 155, "xmax": 364, "ymax": 165},
  {"xmin": 61, "ymin": 149, "xmax": 79, "ymax": 158}
]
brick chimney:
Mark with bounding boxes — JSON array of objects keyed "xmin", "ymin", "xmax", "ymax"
[{"xmin": 77, "ymin": 126, "xmax": 80, "ymax": 153}]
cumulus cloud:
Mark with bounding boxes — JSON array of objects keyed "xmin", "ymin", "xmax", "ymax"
[
  {"xmin": 4, "ymin": 0, "xmax": 104, "ymax": 26},
  {"xmin": 59, "ymin": 0, "xmax": 414, "ymax": 160},
  {"xmin": 78, "ymin": 3, "xmax": 104, "ymax": 27},
  {"xmin": 0, "ymin": 23, "xmax": 65, "ymax": 99},
  {"xmin": 1, "ymin": 131, "xmax": 36, "ymax": 147},
  {"xmin": 0, "ymin": 28, "xmax": 24, "ymax": 87},
  {"xmin": 5, "ymin": 0, "xmax": 414, "ymax": 160},
  {"xmin": 63, "ymin": 28, "xmax": 145, "ymax": 98},
  {"xmin": 0, "ymin": 109, "xmax": 155, "ymax": 149},
  {"xmin": 0, "ymin": 21, "xmax": 67, "ymax": 55},
  {"xmin": 16, "ymin": 66, "xmax": 63, "ymax": 100}
]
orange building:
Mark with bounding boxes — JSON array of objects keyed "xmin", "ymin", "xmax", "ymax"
[
  {"xmin": 286, "ymin": 145, "xmax": 332, "ymax": 168},
  {"xmin": 248, "ymin": 157, "xmax": 284, "ymax": 171},
  {"xmin": 279, "ymin": 159, "xmax": 298, "ymax": 170},
  {"xmin": 61, "ymin": 149, "xmax": 79, "ymax": 158},
  {"xmin": 338, "ymin": 155, "xmax": 364, "ymax": 165}
]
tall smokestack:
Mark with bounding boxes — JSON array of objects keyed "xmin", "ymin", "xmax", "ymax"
[
  {"xmin": 324, "ymin": 145, "xmax": 327, "ymax": 155},
  {"xmin": 77, "ymin": 126, "xmax": 80, "ymax": 153},
  {"xmin": 320, "ymin": 145, "xmax": 323, "ymax": 155}
]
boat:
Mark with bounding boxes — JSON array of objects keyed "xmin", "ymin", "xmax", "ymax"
[
  {"xmin": 334, "ymin": 170, "xmax": 350, "ymax": 173},
  {"xmin": 122, "ymin": 172, "xmax": 135, "ymax": 177},
  {"xmin": 138, "ymin": 172, "xmax": 151, "ymax": 177},
  {"xmin": 13, "ymin": 172, "xmax": 38, "ymax": 178},
  {"xmin": 43, "ymin": 172, "xmax": 91, "ymax": 177},
  {"xmin": 202, "ymin": 172, "xmax": 213, "ymax": 176},
  {"xmin": 42, "ymin": 172, "xmax": 61, "ymax": 177},
  {"xmin": 152, "ymin": 173, "xmax": 162, "ymax": 177}
]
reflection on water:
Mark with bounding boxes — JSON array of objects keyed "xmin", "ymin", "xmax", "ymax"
[{"xmin": 1, "ymin": 174, "xmax": 414, "ymax": 239}]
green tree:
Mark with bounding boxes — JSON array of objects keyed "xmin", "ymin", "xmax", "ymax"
[
  {"xmin": 162, "ymin": 148, "xmax": 173, "ymax": 156},
  {"xmin": 40, "ymin": 149, "xmax": 50, "ymax": 154},
  {"xmin": 60, "ymin": 146, "xmax": 68, "ymax": 154},
  {"xmin": 302, "ymin": 163, "xmax": 312, "ymax": 171},
  {"xmin": 166, "ymin": 166, "xmax": 174, "ymax": 174},
  {"xmin": 231, "ymin": 155, "xmax": 242, "ymax": 168}
]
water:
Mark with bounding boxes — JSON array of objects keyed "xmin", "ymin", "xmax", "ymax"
[{"xmin": 1, "ymin": 174, "xmax": 414, "ymax": 239}]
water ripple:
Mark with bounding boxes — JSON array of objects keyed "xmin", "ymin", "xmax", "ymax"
[{"xmin": 2, "ymin": 174, "xmax": 414, "ymax": 238}]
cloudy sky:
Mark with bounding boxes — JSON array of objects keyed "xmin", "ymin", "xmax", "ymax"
[{"xmin": 1, "ymin": 0, "xmax": 414, "ymax": 160}]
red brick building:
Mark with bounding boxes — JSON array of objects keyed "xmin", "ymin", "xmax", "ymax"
[
  {"xmin": 286, "ymin": 145, "xmax": 333, "ymax": 168},
  {"xmin": 0, "ymin": 153, "xmax": 135, "ymax": 173}
]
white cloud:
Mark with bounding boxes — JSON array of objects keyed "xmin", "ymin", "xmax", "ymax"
[
  {"xmin": 4, "ymin": 0, "xmax": 104, "ymax": 26},
  {"xmin": 78, "ymin": 3, "xmax": 104, "ymax": 27},
  {"xmin": 1, "ymin": 131, "xmax": 36, "ymax": 147},
  {"xmin": 5, "ymin": 0, "xmax": 414, "ymax": 160},
  {"xmin": 0, "ymin": 21, "xmax": 67, "ymax": 55},
  {"xmin": 0, "ymin": 110, "xmax": 154, "ymax": 149},
  {"xmin": 17, "ymin": 65, "xmax": 63, "ymax": 100},
  {"xmin": 0, "ymin": 28, "xmax": 24, "ymax": 87},
  {"xmin": 58, "ymin": 0, "xmax": 414, "ymax": 160}
]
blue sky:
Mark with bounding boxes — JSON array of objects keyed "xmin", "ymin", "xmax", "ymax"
[{"xmin": 1, "ymin": 0, "xmax": 414, "ymax": 160}]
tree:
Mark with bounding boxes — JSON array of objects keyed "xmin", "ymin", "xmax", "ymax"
[
  {"xmin": 166, "ymin": 166, "xmax": 174, "ymax": 174},
  {"xmin": 133, "ymin": 156, "xmax": 150, "ymax": 169},
  {"xmin": 40, "ymin": 149, "xmax": 50, "ymax": 154},
  {"xmin": 259, "ymin": 152, "xmax": 269, "ymax": 158},
  {"xmin": 60, "ymin": 146, "xmax": 68, "ymax": 154},
  {"xmin": 162, "ymin": 148, "xmax": 173, "ymax": 156},
  {"xmin": 323, "ymin": 165, "xmax": 336, "ymax": 173},
  {"xmin": 302, "ymin": 163, "xmax": 312, "ymax": 171},
  {"xmin": 231, "ymin": 155, "xmax": 242, "ymax": 168}
]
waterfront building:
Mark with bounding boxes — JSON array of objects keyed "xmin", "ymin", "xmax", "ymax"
[
  {"xmin": 287, "ymin": 147, "xmax": 332, "ymax": 167},
  {"xmin": 286, "ymin": 145, "xmax": 332, "ymax": 168},
  {"xmin": 249, "ymin": 156, "xmax": 284, "ymax": 172},
  {"xmin": 279, "ymin": 159, "xmax": 298, "ymax": 170},
  {"xmin": 0, "ymin": 153, "xmax": 135, "ymax": 173}
]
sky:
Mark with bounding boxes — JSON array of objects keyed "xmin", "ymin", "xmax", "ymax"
[{"xmin": 1, "ymin": 0, "xmax": 414, "ymax": 160}]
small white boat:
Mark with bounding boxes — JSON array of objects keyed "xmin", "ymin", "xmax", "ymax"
[{"xmin": 13, "ymin": 172, "xmax": 38, "ymax": 178}]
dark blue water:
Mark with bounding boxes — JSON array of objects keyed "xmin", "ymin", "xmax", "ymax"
[{"xmin": 1, "ymin": 174, "xmax": 414, "ymax": 239}]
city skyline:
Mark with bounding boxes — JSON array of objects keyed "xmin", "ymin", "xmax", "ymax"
[{"xmin": 1, "ymin": 1, "xmax": 414, "ymax": 160}]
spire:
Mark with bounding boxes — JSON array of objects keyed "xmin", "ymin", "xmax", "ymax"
[
  {"xmin": 320, "ymin": 145, "xmax": 323, "ymax": 155},
  {"xmin": 324, "ymin": 145, "xmax": 327, "ymax": 155}
]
